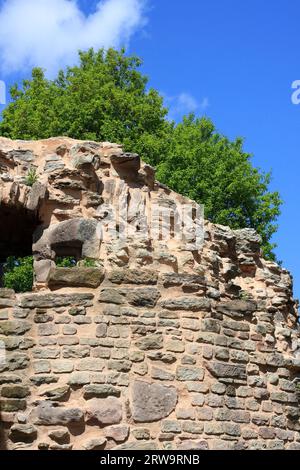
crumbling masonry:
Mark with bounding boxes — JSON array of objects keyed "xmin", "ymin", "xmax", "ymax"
[{"xmin": 0, "ymin": 137, "xmax": 299, "ymax": 450}]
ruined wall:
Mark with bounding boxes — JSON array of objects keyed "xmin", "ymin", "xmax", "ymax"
[{"xmin": 0, "ymin": 137, "xmax": 300, "ymax": 451}]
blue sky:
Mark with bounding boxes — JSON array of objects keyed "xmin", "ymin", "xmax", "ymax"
[{"xmin": 0, "ymin": 0, "xmax": 299, "ymax": 301}]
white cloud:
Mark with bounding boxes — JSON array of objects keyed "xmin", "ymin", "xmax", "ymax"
[
  {"xmin": 0, "ymin": 0, "xmax": 147, "ymax": 76},
  {"xmin": 176, "ymin": 92, "xmax": 199, "ymax": 113},
  {"xmin": 165, "ymin": 92, "xmax": 210, "ymax": 120}
]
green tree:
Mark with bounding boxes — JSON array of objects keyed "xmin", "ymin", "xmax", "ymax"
[
  {"xmin": 156, "ymin": 115, "xmax": 281, "ymax": 259},
  {"xmin": 3, "ymin": 256, "xmax": 34, "ymax": 293},
  {"xmin": 0, "ymin": 48, "xmax": 281, "ymax": 259},
  {"xmin": 0, "ymin": 48, "xmax": 170, "ymax": 164}
]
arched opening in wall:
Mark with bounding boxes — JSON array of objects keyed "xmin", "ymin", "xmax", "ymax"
[
  {"xmin": 52, "ymin": 241, "xmax": 83, "ymax": 265},
  {"xmin": 0, "ymin": 203, "xmax": 40, "ymax": 286}
]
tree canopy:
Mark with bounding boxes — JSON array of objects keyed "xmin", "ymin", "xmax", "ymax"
[{"xmin": 0, "ymin": 48, "xmax": 281, "ymax": 259}]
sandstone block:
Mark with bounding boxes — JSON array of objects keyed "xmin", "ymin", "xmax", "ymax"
[
  {"xmin": 19, "ymin": 293, "xmax": 94, "ymax": 309},
  {"xmin": 85, "ymin": 397, "xmax": 122, "ymax": 425},
  {"xmin": 126, "ymin": 288, "xmax": 161, "ymax": 308},
  {"xmin": 83, "ymin": 438, "xmax": 107, "ymax": 450},
  {"xmin": 131, "ymin": 381, "xmax": 177, "ymax": 423},
  {"xmin": 135, "ymin": 334, "xmax": 163, "ymax": 351},
  {"xmin": 216, "ymin": 300, "xmax": 257, "ymax": 319},
  {"xmin": 0, "ymin": 320, "xmax": 31, "ymax": 336},
  {"xmin": 176, "ymin": 366, "xmax": 204, "ymax": 381},
  {"xmin": 48, "ymin": 428, "xmax": 70, "ymax": 443},
  {"xmin": 83, "ymin": 384, "xmax": 121, "ymax": 400},
  {"xmin": 34, "ymin": 401, "xmax": 84, "ymax": 425},
  {"xmin": 151, "ymin": 367, "xmax": 175, "ymax": 381},
  {"xmin": 104, "ymin": 425, "xmax": 130, "ymax": 443},
  {"xmin": 68, "ymin": 372, "xmax": 91, "ymax": 386},
  {"xmin": 0, "ymin": 399, "xmax": 26, "ymax": 412},
  {"xmin": 108, "ymin": 269, "xmax": 158, "ymax": 285},
  {"xmin": 205, "ymin": 361, "xmax": 246, "ymax": 381},
  {"xmin": 76, "ymin": 359, "xmax": 105, "ymax": 371},
  {"xmin": 1, "ymin": 385, "xmax": 30, "ymax": 399},
  {"xmin": 48, "ymin": 267, "xmax": 104, "ymax": 288},
  {"xmin": 9, "ymin": 424, "xmax": 37, "ymax": 443},
  {"xmin": 38, "ymin": 324, "xmax": 59, "ymax": 336},
  {"xmin": 159, "ymin": 297, "xmax": 211, "ymax": 312},
  {"xmin": 41, "ymin": 386, "xmax": 70, "ymax": 401}
]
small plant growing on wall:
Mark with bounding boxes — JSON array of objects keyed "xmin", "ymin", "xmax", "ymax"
[
  {"xmin": 55, "ymin": 257, "xmax": 97, "ymax": 268},
  {"xmin": 82, "ymin": 258, "xmax": 97, "ymax": 268},
  {"xmin": 3, "ymin": 256, "xmax": 34, "ymax": 293},
  {"xmin": 55, "ymin": 257, "xmax": 77, "ymax": 267},
  {"xmin": 25, "ymin": 167, "xmax": 38, "ymax": 187}
]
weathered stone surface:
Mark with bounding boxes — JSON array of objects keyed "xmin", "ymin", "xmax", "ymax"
[
  {"xmin": 108, "ymin": 360, "xmax": 132, "ymax": 372},
  {"xmin": 126, "ymin": 288, "xmax": 161, "ymax": 308},
  {"xmin": 73, "ymin": 315, "xmax": 92, "ymax": 325},
  {"xmin": 0, "ymin": 320, "xmax": 31, "ymax": 336},
  {"xmin": 98, "ymin": 288, "xmax": 126, "ymax": 305},
  {"xmin": 63, "ymin": 325, "xmax": 77, "ymax": 335},
  {"xmin": 96, "ymin": 324, "xmax": 107, "ymax": 338},
  {"xmin": 50, "ymin": 443, "xmax": 73, "ymax": 450},
  {"xmin": 178, "ymin": 440, "xmax": 209, "ymax": 450},
  {"xmin": 216, "ymin": 300, "xmax": 257, "ymax": 319},
  {"xmin": 68, "ymin": 372, "xmax": 91, "ymax": 386},
  {"xmin": 33, "ymin": 360, "xmax": 51, "ymax": 374},
  {"xmin": 201, "ymin": 319, "xmax": 221, "ymax": 333},
  {"xmin": 110, "ymin": 152, "xmax": 140, "ymax": 179},
  {"xmin": 0, "ymin": 399, "xmax": 27, "ymax": 412},
  {"xmin": 205, "ymin": 361, "xmax": 247, "ymax": 380},
  {"xmin": 176, "ymin": 366, "xmax": 205, "ymax": 381},
  {"xmin": 151, "ymin": 367, "xmax": 175, "ymax": 381},
  {"xmin": 6, "ymin": 353, "xmax": 29, "ymax": 371},
  {"xmin": 41, "ymin": 386, "xmax": 70, "ymax": 401},
  {"xmin": 135, "ymin": 334, "xmax": 163, "ymax": 351},
  {"xmin": 166, "ymin": 340, "xmax": 185, "ymax": 353},
  {"xmin": 68, "ymin": 306, "xmax": 86, "ymax": 316},
  {"xmin": 162, "ymin": 273, "xmax": 206, "ymax": 287},
  {"xmin": 131, "ymin": 381, "xmax": 177, "ymax": 423},
  {"xmin": 83, "ymin": 437, "xmax": 107, "ymax": 450},
  {"xmin": 1, "ymin": 385, "xmax": 30, "ymax": 398},
  {"xmin": 34, "ymin": 217, "xmax": 100, "ymax": 261},
  {"xmin": 104, "ymin": 425, "xmax": 130, "ymax": 443},
  {"xmin": 0, "ymin": 298, "xmax": 15, "ymax": 308},
  {"xmin": 34, "ymin": 312, "xmax": 54, "ymax": 323},
  {"xmin": 48, "ymin": 428, "xmax": 70, "ymax": 443},
  {"xmin": 85, "ymin": 397, "xmax": 122, "ymax": 425},
  {"xmin": 0, "ymin": 137, "xmax": 299, "ymax": 451},
  {"xmin": 147, "ymin": 352, "xmax": 176, "ymax": 363},
  {"xmin": 19, "ymin": 293, "xmax": 94, "ymax": 309},
  {"xmin": 62, "ymin": 346, "xmax": 90, "ymax": 358},
  {"xmin": 30, "ymin": 375, "xmax": 59, "ymax": 386},
  {"xmin": 33, "ymin": 402, "xmax": 84, "ymax": 425},
  {"xmin": 132, "ymin": 428, "xmax": 150, "ymax": 440},
  {"xmin": 9, "ymin": 424, "xmax": 37, "ymax": 443},
  {"xmin": 108, "ymin": 269, "xmax": 158, "ymax": 285},
  {"xmin": 159, "ymin": 297, "xmax": 211, "ymax": 311},
  {"xmin": 161, "ymin": 420, "xmax": 181, "ymax": 433},
  {"xmin": 76, "ymin": 359, "xmax": 105, "ymax": 371},
  {"xmin": 83, "ymin": 384, "xmax": 121, "ymax": 400},
  {"xmin": 38, "ymin": 324, "xmax": 59, "ymax": 336},
  {"xmin": 27, "ymin": 182, "xmax": 47, "ymax": 211},
  {"xmin": 0, "ymin": 288, "xmax": 15, "ymax": 299},
  {"xmin": 0, "ymin": 374, "xmax": 22, "ymax": 385},
  {"xmin": 113, "ymin": 441, "xmax": 158, "ymax": 450},
  {"xmin": 48, "ymin": 267, "xmax": 104, "ymax": 288}
]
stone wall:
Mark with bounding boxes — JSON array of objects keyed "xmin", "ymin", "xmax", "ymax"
[
  {"xmin": 0, "ymin": 263, "xmax": 300, "ymax": 450},
  {"xmin": 0, "ymin": 136, "xmax": 300, "ymax": 450}
]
